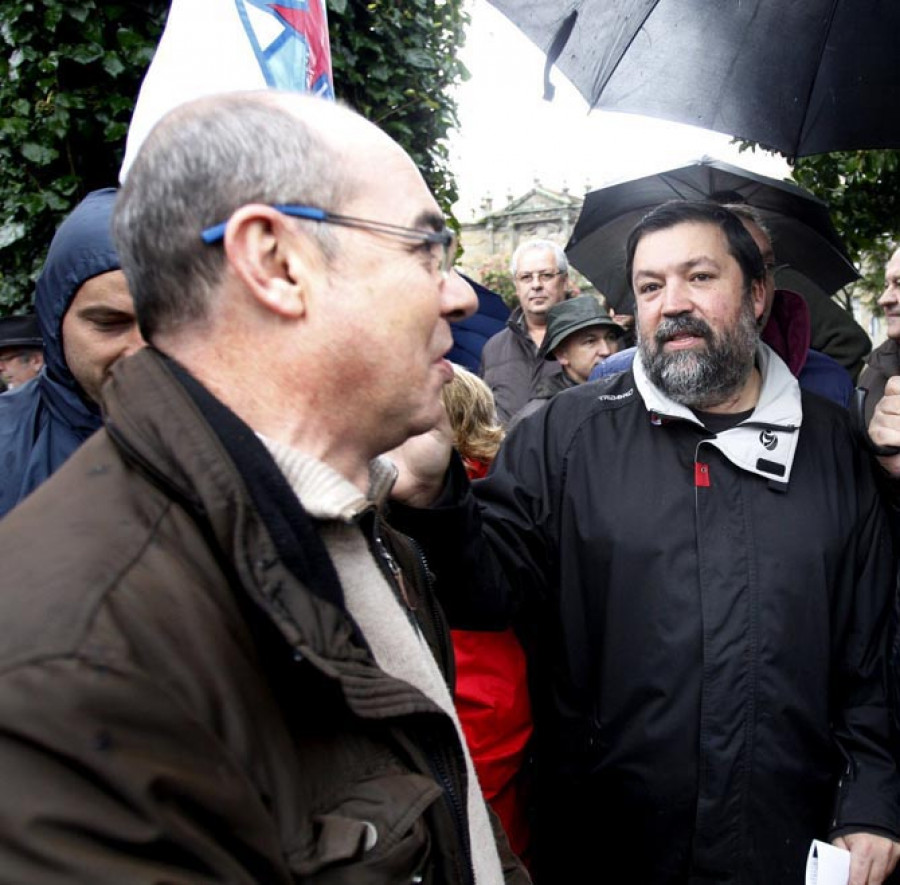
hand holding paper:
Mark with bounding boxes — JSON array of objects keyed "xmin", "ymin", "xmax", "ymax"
[
  {"xmin": 812, "ymin": 833, "xmax": 900, "ymax": 885},
  {"xmin": 807, "ymin": 840, "xmax": 850, "ymax": 885}
]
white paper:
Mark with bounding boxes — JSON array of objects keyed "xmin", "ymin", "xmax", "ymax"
[{"xmin": 806, "ymin": 839, "xmax": 850, "ymax": 885}]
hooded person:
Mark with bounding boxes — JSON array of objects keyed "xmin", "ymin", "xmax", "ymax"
[{"xmin": 0, "ymin": 189, "xmax": 143, "ymax": 518}]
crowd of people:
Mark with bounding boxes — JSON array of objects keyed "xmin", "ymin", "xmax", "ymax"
[{"xmin": 0, "ymin": 91, "xmax": 899, "ymax": 885}]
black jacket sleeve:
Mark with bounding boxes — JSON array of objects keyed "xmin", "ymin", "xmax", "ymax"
[
  {"xmin": 828, "ymin": 440, "xmax": 900, "ymax": 839},
  {"xmin": 390, "ymin": 406, "xmax": 566, "ymax": 632}
]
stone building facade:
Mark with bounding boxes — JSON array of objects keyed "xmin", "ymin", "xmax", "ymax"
[{"xmin": 456, "ymin": 182, "xmax": 590, "ymax": 297}]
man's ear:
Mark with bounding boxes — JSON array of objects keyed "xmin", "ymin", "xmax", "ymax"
[
  {"xmin": 750, "ymin": 278, "xmax": 767, "ymax": 322},
  {"xmin": 222, "ymin": 204, "xmax": 318, "ymax": 319}
]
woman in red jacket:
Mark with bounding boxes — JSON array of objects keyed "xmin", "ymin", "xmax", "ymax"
[{"xmin": 441, "ymin": 365, "xmax": 533, "ymax": 863}]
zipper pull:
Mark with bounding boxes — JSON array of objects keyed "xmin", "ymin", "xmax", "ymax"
[{"xmin": 375, "ymin": 536, "xmax": 416, "ymax": 611}]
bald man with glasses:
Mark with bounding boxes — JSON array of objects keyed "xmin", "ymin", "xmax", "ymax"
[{"xmin": 0, "ymin": 92, "xmax": 529, "ymax": 885}]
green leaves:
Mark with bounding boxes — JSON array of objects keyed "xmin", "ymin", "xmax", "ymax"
[
  {"xmin": 329, "ymin": 0, "xmax": 470, "ymax": 217},
  {"xmin": 20, "ymin": 143, "xmax": 58, "ymax": 165},
  {"xmin": 739, "ymin": 139, "xmax": 900, "ymax": 310},
  {"xmin": 791, "ymin": 149, "xmax": 900, "ymax": 307},
  {"xmin": 0, "ymin": 1, "xmax": 168, "ymax": 312}
]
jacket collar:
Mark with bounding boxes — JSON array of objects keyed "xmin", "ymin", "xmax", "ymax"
[
  {"xmin": 507, "ymin": 306, "xmax": 529, "ymax": 338},
  {"xmin": 867, "ymin": 336, "xmax": 900, "ymax": 375},
  {"xmin": 103, "ymin": 348, "xmax": 350, "ymax": 617},
  {"xmin": 102, "ymin": 348, "xmax": 454, "ymax": 722},
  {"xmin": 634, "ymin": 342, "xmax": 803, "ymax": 485},
  {"xmin": 760, "ymin": 288, "xmax": 811, "ymax": 378}
]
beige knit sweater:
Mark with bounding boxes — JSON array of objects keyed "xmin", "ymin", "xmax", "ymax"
[{"xmin": 261, "ymin": 439, "xmax": 503, "ymax": 885}]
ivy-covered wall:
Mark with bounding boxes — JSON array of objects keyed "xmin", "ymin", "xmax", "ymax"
[{"xmin": 0, "ymin": 2, "xmax": 168, "ymax": 311}]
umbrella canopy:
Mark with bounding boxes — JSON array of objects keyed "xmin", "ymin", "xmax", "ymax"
[
  {"xmin": 487, "ymin": 0, "xmax": 900, "ymax": 158},
  {"xmin": 565, "ymin": 159, "xmax": 859, "ymax": 314}
]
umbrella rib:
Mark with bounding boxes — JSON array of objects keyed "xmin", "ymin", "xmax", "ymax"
[
  {"xmin": 660, "ymin": 172, "xmax": 699, "ymax": 202},
  {"xmin": 589, "ymin": 0, "xmax": 664, "ymax": 106},
  {"xmin": 543, "ymin": 10, "xmax": 579, "ymax": 101},
  {"xmin": 793, "ymin": 0, "xmax": 842, "ymax": 158}
]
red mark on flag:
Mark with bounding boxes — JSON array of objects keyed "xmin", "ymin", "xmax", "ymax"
[{"xmin": 270, "ymin": 2, "xmax": 332, "ymax": 90}]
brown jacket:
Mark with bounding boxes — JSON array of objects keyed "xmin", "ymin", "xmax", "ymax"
[
  {"xmin": 859, "ymin": 337, "xmax": 900, "ymax": 426},
  {"xmin": 479, "ymin": 308, "xmax": 562, "ymax": 427},
  {"xmin": 0, "ymin": 348, "xmax": 528, "ymax": 885}
]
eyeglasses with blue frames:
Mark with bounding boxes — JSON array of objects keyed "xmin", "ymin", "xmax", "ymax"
[{"xmin": 201, "ymin": 204, "xmax": 458, "ymax": 277}]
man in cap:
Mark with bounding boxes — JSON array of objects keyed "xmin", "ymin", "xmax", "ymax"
[
  {"xmin": 390, "ymin": 201, "xmax": 900, "ymax": 884},
  {"xmin": 0, "ymin": 92, "xmax": 527, "ymax": 885},
  {"xmin": 0, "ymin": 189, "xmax": 144, "ymax": 517},
  {"xmin": 511, "ymin": 295, "xmax": 624, "ymax": 425},
  {"xmin": 0, "ymin": 314, "xmax": 44, "ymax": 391},
  {"xmin": 480, "ymin": 239, "xmax": 568, "ymax": 425}
]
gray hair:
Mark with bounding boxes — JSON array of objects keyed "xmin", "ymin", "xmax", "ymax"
[
  {"xmin": 113, "ymin": 92, "xmax": 346, "ymax": 341},
  {"xmin": 720, "ymin": 203, "xmax": 773, "ymax": 245},
  {"xmin": 510, "ymin": 238, "xmax": 568, "ymax": 276}
]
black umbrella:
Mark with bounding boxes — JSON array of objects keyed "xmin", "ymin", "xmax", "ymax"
[
  {"xmin": 565, "ymin": 158, "xmax": 859, "ymax": 313},
  {"xmin": 487, "ymin": 0, "xmax": 900, "ymax": 158}
]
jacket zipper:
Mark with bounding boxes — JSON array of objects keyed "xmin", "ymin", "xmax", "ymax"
[
  {"xmin": 420, "ymin": 727, "xmax": 475, "ymax": 885},
  {"xmin": 369, "ymin": 520, "xmax": 475, "ymax": 885},
  {"xmin": 403, "ymin": 531, "xmax": 454, "ymax": 678},
  {"xmin": 397, "ymin": 534, "xmax": 475, "ymax": 885},
  {"xmin": 371, "ymin": 531, "xmax": 423, "ymax": 643}
]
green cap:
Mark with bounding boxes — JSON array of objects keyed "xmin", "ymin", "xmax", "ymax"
[{"xmin": 539, "ymin": 296, "xmax": 624, "ymax": 359}]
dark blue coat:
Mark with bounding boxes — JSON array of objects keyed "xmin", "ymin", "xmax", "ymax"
[
  {"xmin": 0, "ymin": 189, "xmax": 119, "ymax": 518},
  {"xmin": 447, "ymin": 276, "xmax": 509, "ymax": 372}
]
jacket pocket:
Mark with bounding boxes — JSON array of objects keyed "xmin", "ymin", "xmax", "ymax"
[{"xmin": 287, "ymin": 771, "xmax": 444, "ymax": 884}]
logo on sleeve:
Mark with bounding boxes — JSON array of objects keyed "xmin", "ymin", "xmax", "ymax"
[{"xmin": 596, "ymin": 387, "xmax": 634, "ymax": 403}]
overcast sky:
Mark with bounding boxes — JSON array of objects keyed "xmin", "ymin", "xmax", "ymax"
[{"xmin": 448, "ymin": 1, "xmax": 792, "ymax": 220}]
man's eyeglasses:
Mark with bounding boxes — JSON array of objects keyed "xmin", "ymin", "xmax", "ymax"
[
  {"xmin": 201, "ymin": 204, "xmax": 458, "ymax": 277},
  {"xmin": 515, "ymin": 270, "xmax": 564, "ymax": 285}
]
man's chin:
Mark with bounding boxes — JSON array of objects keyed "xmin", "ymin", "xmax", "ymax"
[
  {"xmin": 404, "ymin": 409, "xmax": 442, "ymax": 444},
  {"xmin": 649, "ymin": 343, "xmax": 702, "ymax": 363}
]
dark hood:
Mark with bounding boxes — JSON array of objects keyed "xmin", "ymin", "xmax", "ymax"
[
  {"xmin": 34, "ymin": 188, "xmax": 119, "ymax": 394},
  {"xmin": 0, "ymin": 189, "xmax": 121, "ymax": 515},
  {"xmin": 760, "ymin": 288, "xmax": 811, "ymax": 378}
]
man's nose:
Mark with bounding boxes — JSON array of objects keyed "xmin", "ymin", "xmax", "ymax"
[
  {"xmin": 879, "ymin": 285, "xmax": 899, "ymax": 308},
  {"xmin": 660, "ymin": 278, "xmax": 692, "ymax": 315},
  {"xmin": 596, "ymin": 339, "xmax": 614, "ymax": 357},
  {"xmin": 442, "ymin": 270, "xmax": 478, "ymax": 321},
  {"xmin": 121, "ymin": 328, "xmax": 147, "ymax": 359}
]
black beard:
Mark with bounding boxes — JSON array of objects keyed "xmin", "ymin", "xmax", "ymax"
[{"xmin": 638, "ymin": 305, "xmax": 759, "ymax": 409}]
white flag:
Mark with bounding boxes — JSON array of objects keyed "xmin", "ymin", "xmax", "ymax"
[{"xmin": 121, "ymin": 0, "xmax": 333, "ymax": 180}]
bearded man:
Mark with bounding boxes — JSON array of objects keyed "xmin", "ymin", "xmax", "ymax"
[{"xmin": 389, "ymin": 201, "xmax": 900, "ymax": 885}]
